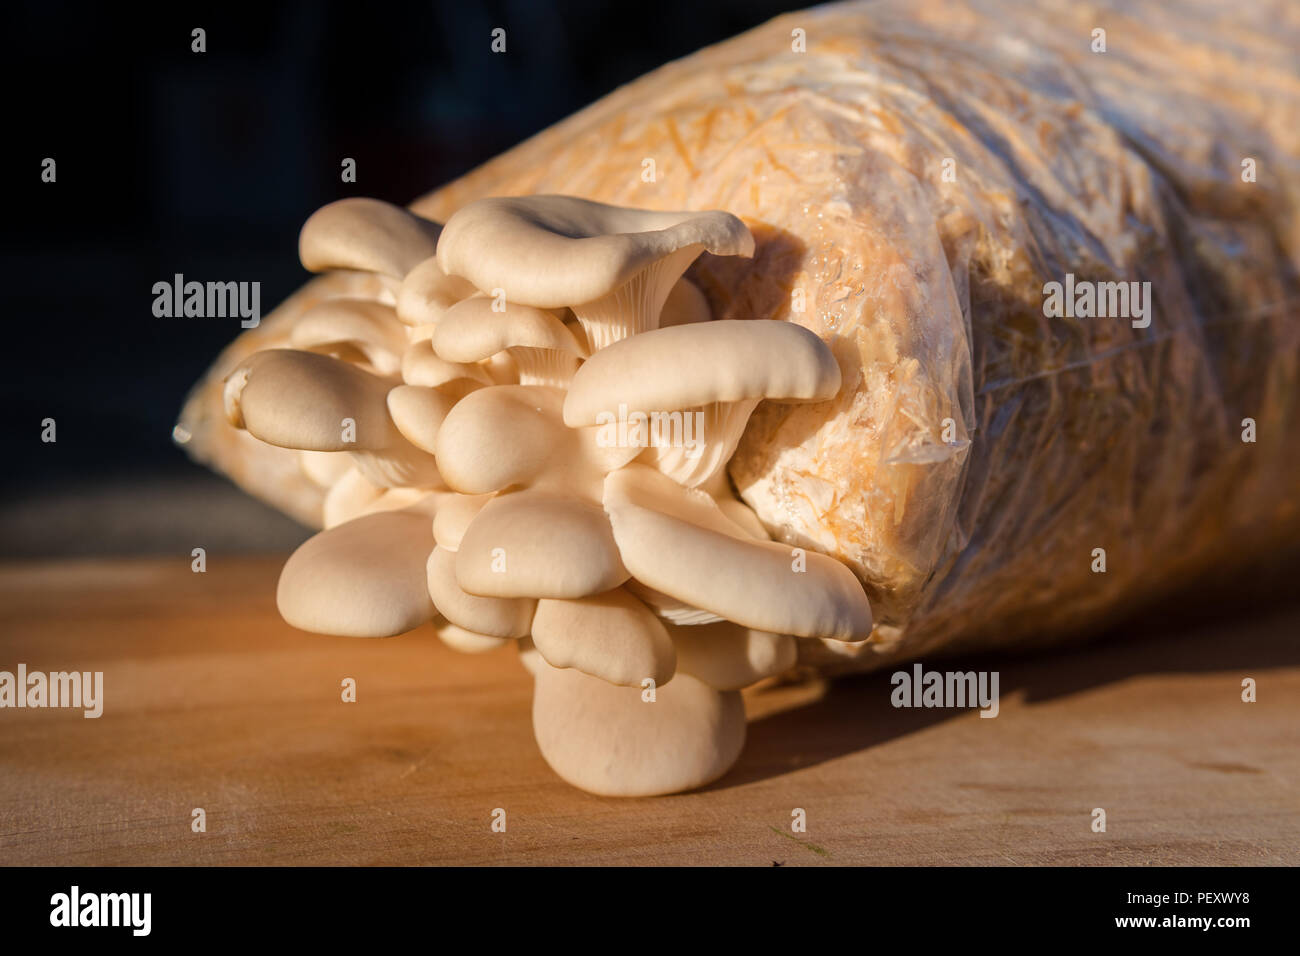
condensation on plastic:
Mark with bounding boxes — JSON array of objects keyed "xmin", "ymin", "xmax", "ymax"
[{"xmin": 181, "ymin": 0, "xmax": 1300, "ymax": 672}]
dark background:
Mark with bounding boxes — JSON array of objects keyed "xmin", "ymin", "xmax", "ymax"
[{"xmin": 2, "ymin": 0, "xmax": 796, "ymax": 555}]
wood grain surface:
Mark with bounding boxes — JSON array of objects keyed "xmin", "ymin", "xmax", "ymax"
[{"xmin": 0, "ymin": 556, "xmax": 1296, "ymax": 865}]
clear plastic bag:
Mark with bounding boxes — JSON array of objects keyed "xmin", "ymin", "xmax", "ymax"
[
  {"xmin": 181, "ymin": 0, "xmax": 1300, "ymax": 672},
  {"xmin": 410, "ymin": 0, "xmax": 1300, "ymax": 669}
]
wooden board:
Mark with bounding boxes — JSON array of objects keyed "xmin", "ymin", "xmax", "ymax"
[{"xmin": 0, "ymin": 556, "xmax": 1296, "ymax": 865}]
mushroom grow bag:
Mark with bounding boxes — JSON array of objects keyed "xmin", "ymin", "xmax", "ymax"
[{"xmin": 180, "ymin": 0, "xmax": 1300, "ymax": 674}]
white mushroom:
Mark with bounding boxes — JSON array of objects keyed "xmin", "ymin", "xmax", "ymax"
[
  {"xmin": 435, "ymin": 195, "xmax": 753, "ymax": 350},
  {"xmin": 531, "ymin": 660, "xmax": 745, "ymax": 797},
  {"xmin": 432, "ymin": 295, "xmax": 585, "ymax": 388},
  {"xmin": 618, "ymin": 468, "xmax": 767, "ymax": 624},
  {"xmin": 623, "ymin": 580, "xmax": 725, "ymax": 626},
  {"xmin": 395, "ymin": 255, "xmax": 477, "ymax": 326},
  {"xmin": 322, "ymin": 467, "xmax": 384, "ymax": 528},
  {"xmin": 400, "ymin": 339, "xmax": 493, "ymax": 391},
  {"xmin": 223, "ymin": 349, "xmax": 442, "ymax": 487},
  {"xmin": 659, "ymin": 276, "xmax": 712, "ymax": 327},
  {"xmin": 289, "ymin": 298, "xmax": 408, "ymax": 376},
  {"xmin": 565, "ymin": 319, "xmax": 841, "ymax": 486},
  {"xmin": 193, "ymin": 190, "xmax": 875, "ymax": 798},
  {"xmin": 431, "ymin": 492, "xmax": 493, "ymax": 552},
  {"xmin": 277, "ymin": 510, "xmax": 436, "ymax": 637},
  {"xmin": 666, "ymin": 620, "xmax": 796, "ymax": 690},
  {"xmin": 299, "ymin": 449, "xmax": 352, "ymax": 489},
  {"xmin": 531, "ymin": 587, "xmax": 675, "ymax": 687},
  {"xmin": 644, "ymin": 401, "xmax": 759, "ymax": 489},
  {"xmin": 713, "ymin": 491, "xmax": 772, "ymax": 540},
  {"xmin": 436, "ymin": 621, "xmax": 512, "ymax": 654},
  {"xmin": 322, "ymin": 471, "xmax": 438, "ymax": 528},
  {"xmin": 482, "ymin": 351, "xmax": 520, "ymax": 385},
  {"xmin": 564, "ymin": 320, "xmax": 841, "ymax": 421},
  {"xmin": 386, "ymin": 384, "xmax": 457, "ymax": 455},
  {"xmin": 434, "ymin": 384, "xmax": 626, "ymax": 500},
  {"xmin": 455, "ymin": 491, "xmax": 629, "ymax": 599},
  {"xmin": 433, "ymin": 385, "xmax": 568, "ymax": 494},
  {"xmin": 603, "ymin": 465, "xmax": 872, "ymax": 641},
  {"xmin": 299, "ymin": 198, "xmax": 442, "ymax": 278},
  {"xmin": 517, "ymin": 635, "xmax": 545, "ymax": 677},
  {"xmin": 426, "ymin": 546, "xmax": 535, "ymax": 638}
]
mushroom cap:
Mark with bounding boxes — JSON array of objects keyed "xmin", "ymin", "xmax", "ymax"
[
  {"xmin": 435, "ymin": 195, "xmax": 754, "ymax": 309},
  {"xmin": 603, "ymin": 465, "xmax": 872, "ymax": 641},
  {"xmin": 667, "ymin": 621, "xmax": 796, "ymax": 690},
  {"xmin": 321, "ymin": 470, "xmax": 440, "ymax": 528},
  {"xmin": 564, "ymin": 319, "xmax": 841, "ymax": 425},
  {"xmin": 482, "ymin": 351, "xmax": 520, "ymax": 384},
  {"xmin": 434, "ymin": 385, "xmax": 568, "ymax": 494},
  {"xmin": 436, "ymin": 621, "xmax": 512, "ymax": 654},
  {"xmin": 432, "ymin": 296, "xmax": 586, "ymax": 364},
  {"xmin": 289, "ymin": 298, "xmax": 408, "ymax": 375},
  {"xmin": 431, "ymin": 492, "xmax": 493, "ymax": 552},
  {"xmin": 386, "ymin": 385, "xmax": 457, "ymax": 454},
  {"xmin": 531, "ymin": 588, "xmax": 676, "ymax": 687},
  {"xmin": 456, "ymin": 492, "xmax": 629, "ymax": 599},
  {"xmin": 395, "ymin": 256, "xmax": 477, "ymax": 326},
  {"xmin": 400, "ymin": 340, "xmax": 493, "ymax": 389},
  {"xmin": 277, "ymin": 510, "xmax": 436, "ymax": 637},
  {"xmin": 426, "ymin": 546, "xmax": 535, "ymax": 638},
  {"xmin": 431, "ymin": 379, "xmax": 653, "ymax": 498},
  {"xmin": 299, "ymin": 198, "xmax": 443, "ymax": 277},
  {"xmin": 531, "ymin": 661, "xmax": 745, "ymax": 797},
  {"xmin": 224, "ymin": 349, "xmax": 399, "ymax": 452},
  {"xmin": 225, "ymin": 349, "xmax": 441, "ymax": 487}
]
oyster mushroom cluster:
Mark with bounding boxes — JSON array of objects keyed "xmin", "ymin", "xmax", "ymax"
[{"xmin": 222, "ymin": 195, "xmax": 872, "ymax": 796}]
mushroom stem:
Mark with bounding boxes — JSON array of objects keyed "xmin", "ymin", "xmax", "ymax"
[
  {"xmin": 400, "ymin": 340, "xmax": 493, "ymax": 390},
  {"xmin": 510, "ymin": 346, "xmax": 581, "ymax": 388},
  {"xmin": 569, "ymin": 244, "xmax": 701, "ymax": 350},
  {"xmin": 641, "ymin": 398, "xmax": 760, "ymax": 488},
  {"xmin": 666, "ymin": 620, "xmax": 797, "ymax": 690}
]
